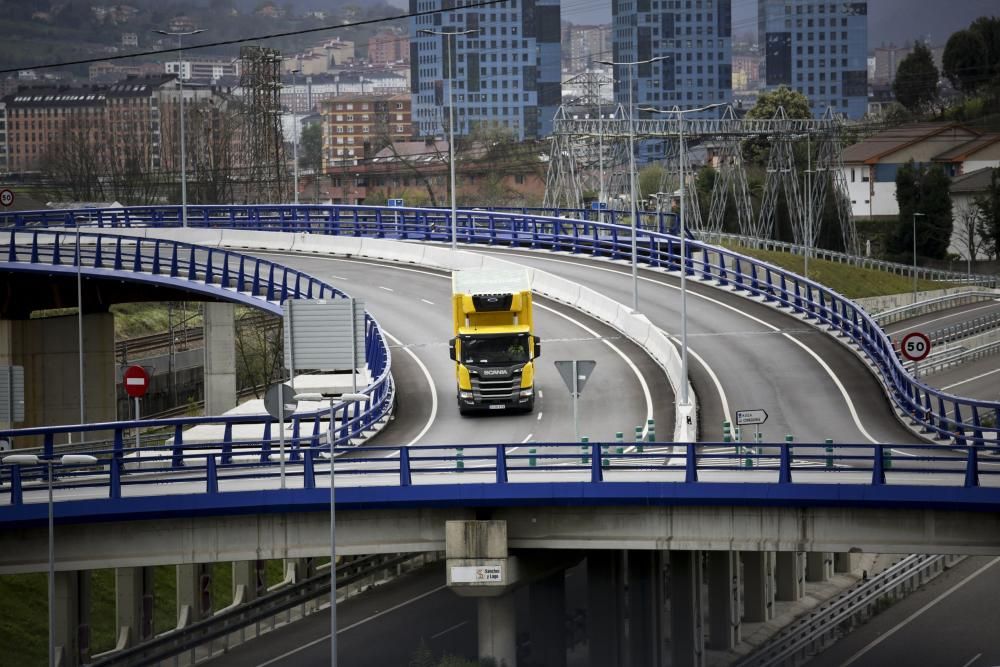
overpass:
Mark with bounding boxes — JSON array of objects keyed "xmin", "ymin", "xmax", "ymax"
[{"xmin": 3, "ymin": 204, "xmax": 1000, "ymax": 666}]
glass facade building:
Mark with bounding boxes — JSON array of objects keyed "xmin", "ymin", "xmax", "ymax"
[
  {"xmin": 410, "ymin": 0, "xmax": 561, "ymax": 140},
  {"xmin": 758, "ymin": 0, "xmax": 868, "ymax": 118}
]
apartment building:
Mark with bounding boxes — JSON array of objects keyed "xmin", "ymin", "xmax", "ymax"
[{"xmin": 320, "ymin": 94, "xmax": 412, "ymax": 170}]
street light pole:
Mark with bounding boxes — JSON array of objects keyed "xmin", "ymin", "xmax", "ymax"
[
  {"xmin": 3, "ymin": 454, "xmax": 98, "ymax": 667},
  {"xmin": 154, "ymin": 28, "xmax": 206, "ymax": 228},
  {"xmin": 291, "ymin": 66, "xmax": 301, "ymax": 206},
  {"xmin": 419, "ymin": 28, "xmax": 479, "ymax": 252},
  {"xmin": 76, "ymin": 226, "xmax": 84, "ymax": 431},
  {"xmin": 597, "ymin": 55, "xmax": 668, "ymax": 313},
  {"xmin": 640, "ymin": 102, "xmax": 726, "ymax": 407},
  {"xmin": 913, "ymin": 212, "xmax": 926, "ymax": 304}
]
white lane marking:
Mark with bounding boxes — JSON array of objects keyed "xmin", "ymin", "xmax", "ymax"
[
  {"xmin": 893, "ymin": 303, "xmax": 998, "ymax": 334},
  {"xmin": 485, "ymin": 251, "xmax": 879, "ymax": 444},
  {"xmin": 537, "ymin": 412, "xmax": 544, "ymax": 421},
  {"xmin": 656, "ymin": 325, "xmax": 732, "ymax": 427},
  {"xmin": 942, "ymin": 367, "xmax": 1000, "ymax": 392},
  {"xmin": 961, "ymin": 653, "xmax": 982, "ymax": 667},
  {"xmin": 253, "ymin": 585, "xmax": 450, "ymax": 667},
  {"xmin": 421, "ymin": 298, "xmax": 435, "ymax": 305},
  {"xmin": 841, "ymin": 557, "xmax": 1000, "ymax": 666},
  {"xmin": 431, "ymin": 621, "xmax": 469, "ymax": 639},
  {"xmin": 521, "ymin": 433, "xmax": 534, "ymax": 443},
  {"xmin": 330, "ymin": 274, "xmax": 348, "ymax": 281},
  {"xmin": 379, "ymin": 328, "xmax": 437, "ymax": 453},
  {"xmin": 538, "ymin": 390, "xmax": 544, "ymax": 399},
  {"xmin": 379, "ymin": 285, "xmax": 394, "ymax": 292}
]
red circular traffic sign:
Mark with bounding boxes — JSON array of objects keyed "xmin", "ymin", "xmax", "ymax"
[
  {"xmin": 123, "ymin": 365, "xmax": 150, "ymax": 398},
  {"xmin": 0, "ymin": 189, "xmax": 13, "ymax": 207},
  {"xmin": 900, "ymin": 332, "xmax": 931, "ymax": 362}
]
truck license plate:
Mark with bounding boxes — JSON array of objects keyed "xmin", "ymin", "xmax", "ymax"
[{"xmin": 489, "ymin": 404, "xmax": 505, "ymax": 410}]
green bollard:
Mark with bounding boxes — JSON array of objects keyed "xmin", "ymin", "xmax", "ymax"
[
  {"xmin": 722, "ymin": 420, "xmax": 731, "ymax": 444},
  {"xmin": 581, "ymin": 436, "xmax": 590, "ymax": 465},
  {"xmin": 457, "ymin": 447, "xmax": 464, "ymax": 471},
  {"xmin": 825, "ymin": 438, "xmax": 834, "ymax": 469},
  {"xmin": 529, "ymin": 447, "xmax": 537, "ymax": 467},
  {"xmin": 634, "ymin": 426, "xmax": 644, "ymax": 454},
  {"xmin": 646, "ymin": 419, "xmax": 656, "ymax": 443},
  {"xmin": 883, "ymin": 446, "xmax": 892, "ymax": 470},
  {"xmin": 615, "ymin": 432, "xmax": 624, "ymax": 446}
]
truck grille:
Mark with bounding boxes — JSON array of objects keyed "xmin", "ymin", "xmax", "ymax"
[{"xmin": 471, "ymin": 376, "xmax": 519, "ymax": 401}]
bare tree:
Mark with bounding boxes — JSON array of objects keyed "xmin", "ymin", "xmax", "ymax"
[{"xmin": 953, "ymin": 201, "xmax": 985, "ymax": 263}]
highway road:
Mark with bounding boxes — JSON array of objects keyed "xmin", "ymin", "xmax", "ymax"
[{"xmin": 806, "ymin": 556, "xmax": 1000, "ymax": 667}]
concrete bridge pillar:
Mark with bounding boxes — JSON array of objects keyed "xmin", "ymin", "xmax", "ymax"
[
  {"xmin": 203, "ymin": 303, "xmax": 236, "ymax": 416},
  {"xmin": 176, "ymin": 563, "xmax": 212, "ymax": 626},
  {"xmin": 528, "ymin": 571, "xmax": 567, "ymax": 667},
  {"xmin": 627, "ymin": 549, "xmax": 666, "ymax": 665},
  {"xmin": 775, "ymin": 551, "xmax": 805, "ymax": 601},
  {"xmin": 707, "ymin": 551, "xmax": 742, "ymax": 650},
  {"xmin": 115, "ymin": 566, "xmax": 154, "ymax": 647},
  {"xmin": 835, "ymin": 552, "xmax": 859, "ymax": 574},
  {"xmin": 806, "ymin": 552, "xmax": 834, "ymax": 582},
  {"xmin": 670, "ymin": 550, "xmax": 705, "ymax": 667},
  {"xmin": 478, "ymin": 594, "xmax": 517, "ymax": 667},
  {"xmin": 232, "ymin": 560, "xmax": 267, "ymax": 604},
  {"xmin": 1, "ymin": 314, "xmax": 115, "ymax": 441},
  {"xmin": 54, "ymin": 569, "xmax": 91, "ymax": 667},
  {"xmin": 742, "ymin": 551, "xmax": 774, "ymax": 622},
  {"xmin": 586, "ymin": 550, "xmax": 625, "ymax": 665}
]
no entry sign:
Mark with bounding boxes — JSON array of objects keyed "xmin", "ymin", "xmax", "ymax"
[{"xmin": 123, "ymin": 365, "xmax": 150, "ymax": 398}]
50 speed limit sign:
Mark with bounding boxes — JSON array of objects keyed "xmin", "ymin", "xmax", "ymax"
[
  {"xmin": 900, "ymin": 331, "xmax": 931, "ymax": 362},
  {"xmin": 0, "ymin": 189, "xmax": 13, "ymax": 207}
]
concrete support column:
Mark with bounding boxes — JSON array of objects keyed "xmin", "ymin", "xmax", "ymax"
[
  {"xmin": 775, "ymin": 552, "xmax": 805, "ymax": 601},
  {"xmin": 232, "ymin": 560, "xmax": 267, "ymax": 604},
  {"xmin": 586, "ymin": 550, "xmax": 625, "ymax": 666},
  {"xmin": 834, "ymin": 552, "xmax": 859, "ymax": 574},
  {"xmin": 627, "ymin": 550, "xmax": 665, "ymax": 666},
  {"xmin": 115, "ymin": 566, "xmax": 154, "ymax": 647},
  {"xmin": 176, "ymin": 563, "xmax": 212, "ymax": 626},
  {"xmin": 806, "ymin": 552, "xmax": 834, "ymax": 583},
  {"xmin": 54, "ymin": 569, "xmax": 91, "ymax": 667},
  {"xmin": 670, "ymin": 550, "xmax": 705, "ymax": 667},
  {"xmin": 203, "ymin": 303, "xmax": 236, "ymax": 416},
  {"xmin": 478, "ymin": 594, "xmax": 517, "ymax": 667},
  {"xmin": 742, "ymin": 551, "xmax": 774, "ymax": 623},
  {"xmin": 707, "ymin": 551, "xmax": 741, "ymax": 650},
  {"xmin": 529, "ymin": 572, "xmax": 566, "ymax": 667}
]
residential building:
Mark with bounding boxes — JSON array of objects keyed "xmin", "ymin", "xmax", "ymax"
[
  {"xmin": 165, "ymin": 57, "xmax": 240, "ymax": 84},
  {"xmin": 410, "ymin": 0, "xmax": 561, "ymax": 140},
  {"xmin": 563, "ymin": 24, "xmax": 611, "ymax": 74},
  {"xmin": 758, "ymin": 0, "xmax": 868, "ymax": 118},
  {"xmin": 0, "ymin": 102, "xmax": 8, "ymax": 174},
  {"xmin": 369, "ymin": 30, "xmax": 408, "ymax": 65},
  {"xmin": 287, "ymin": 38, "xmax": 357, "ymax": 76},
  {"xmin": 841, "ymin": 123, "xmax": 1000, "ymax": 219},
  {"xmin": 274, "ymin": 71, "xmax": 410, "ymax": 115},
  {"xmin": 611, "ymin": 0, "xmax": 733, "ymax": 160},
  {"xmin": 320, "ymin": 94, "xmax": 412, "ymax": 170},
  {"xmin": 732, "ymin": 53, "xmax": 763, "ymax": 91},
  {"xmin": 89, "ymin": 61, "xmax": 164, "ymax": 82},
  {"xmin": 872, "ymin": 43, "xmax": 944, "ymax": 84}
]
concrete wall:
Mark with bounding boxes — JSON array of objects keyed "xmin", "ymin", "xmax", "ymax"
[{"xmin": 0, "ymin": 313, "xmax": 116, "ymax": 438}]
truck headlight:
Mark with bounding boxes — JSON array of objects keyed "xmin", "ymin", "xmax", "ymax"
[
  {"xmin": 460, "ymin": 391, "xmax": 474, "ymax": 399},
  {"xmin": 519, "ymin": 389, "xmax": 533, "ymax": 398}
]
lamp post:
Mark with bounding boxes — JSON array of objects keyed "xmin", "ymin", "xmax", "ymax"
[
  {"xmin": 596, "ymin": 55, "xmax": 668, "ymax": 312},
  {"xmin": 912, "ymin": 212, "xmax": 926, "ymax": 304},
  {"xmin": 3, "ymin": 453, "xmax": 98, "ymax": 667},
  {"xmin": 290, "ymin": 66, "xmax": 301, "ymax": 206},
  {"xmin": 419, "ymin": 28, "xmax": 479, "ymax": 252},
  {"xmin": 640, "ymin": 102, "xmax": 726, "ymax": 407},
  {"xmin": 76, "ymin": 226, "xmax": 84, "ymax": 433},
  {"xmin": 293, "ymin": 392, "xmax": 368, "ymax": 667},
  {"xmin": 154, "ymin": 28, "xmax": 205, "ymax": 228}
]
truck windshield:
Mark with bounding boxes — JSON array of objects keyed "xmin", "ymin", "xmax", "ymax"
[{"xmin": 461, "ymin": 334, "xmax": 529, "ymax": 365}]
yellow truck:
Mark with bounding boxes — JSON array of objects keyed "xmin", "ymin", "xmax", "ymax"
[{"xmin": 449, "ymin": 269, "xmax": 541, "ymax": 414}]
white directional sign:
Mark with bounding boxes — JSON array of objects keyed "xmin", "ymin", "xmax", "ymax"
[
  {"xmin": 450, "ymin": 564, "xmax": 503, "ymax": 583},
  {"xmin": 900, "ymin": 332, "xmax": 931, "ymax": 362},
  {"xmin": 555, "ymin": 360, "xmax": 596, "ymax": 396},
  {"xmin": 736, "ymin": 409, "xmax": 768, "ymax": 426}
]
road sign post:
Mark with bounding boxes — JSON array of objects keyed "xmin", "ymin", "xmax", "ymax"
[
  {"xmin": 736, "ymin": 409, "xmax": 768, "ymax": 457},
  {"xmin": 264, "ymin": 382, "xmax": 298, "ymax": 489},
  {"xmin": 123, "ymin": 365, "xmax": 150, "ymax": 452},
  {"xmin": 900, "ymin": 332, "xmax": 931, "ymax": 381},
  {"xmin": 554, "ymin": 360, "xmax": 597, "ymax": 443}
]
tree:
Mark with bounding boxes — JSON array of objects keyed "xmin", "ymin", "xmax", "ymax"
[
  {"xmin": 952, "ymin": 201, "xmax": 985, "ymax": 264},
  {"xmin": 893, "ymin": 42, "xmax": 939, "ymax": 112},
  {"xmin": 745, "ymin": 85, "xmax": 812, "ymax": 121},
  {"xmin": 970, "ymin": 16, "xmax": 1000, "ymax": 74},
  {"xmin": 299, "ymin": 123, "xmax": 324, "ymax": 202},
  {"xmin": 943, "ymin": 30, "xmax": 990, "ymax": 94},
  {"xmin": 891, "ymin": 160, "xmax": 953, "ymax": 261},
  {"xmin": 974, "ymin": 168, "xmax": 1000, "ymax": 259}
]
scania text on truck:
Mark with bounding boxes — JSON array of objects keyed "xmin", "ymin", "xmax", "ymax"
[{"xmin": 449, "ymin": 269, "xmax": 541, "ymax": 414}]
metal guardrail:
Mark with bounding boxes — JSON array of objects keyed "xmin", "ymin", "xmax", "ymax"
[
  {"xmin": 737, "ymin": 553, "xmax": 964, "ymax": 667},
  {"xmin": 707, "ymin": 230, "xmax": 997, "ymax": 288},
  {"xmin": 875, "ymin": 291, "xmax": 999, "ymax": 325},
  {"xmin": 913, "ymin": 339, "xmax": 1000, "ymax": 376},
  {"xmin": 926, "ymin": 311, "xmax": 1000, "ymax": 346},
  {"xmin": 89, "ymin": 552, "xmax": 439, "ymax": 666},
  {"xmin": 3, "ymin": 204, "xmax": 1000, "ymax": 466}
]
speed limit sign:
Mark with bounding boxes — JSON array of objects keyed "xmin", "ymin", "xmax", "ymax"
[
  {"xmin": 0, "ymin": 189, "xmax": 13, "ymax": 207},
  {"xmin": 900, "ymin": 332, "xmax": 931, "ymax": 362}
]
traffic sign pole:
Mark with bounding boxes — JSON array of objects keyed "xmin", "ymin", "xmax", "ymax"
[{"xmin": 135, "ymin": 397, "xmax": 140, "ymax": 452}]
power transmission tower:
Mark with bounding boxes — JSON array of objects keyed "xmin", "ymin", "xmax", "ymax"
[{"xmin": 239, "ymin": 46, "xmax": 287, "ymax": 204}]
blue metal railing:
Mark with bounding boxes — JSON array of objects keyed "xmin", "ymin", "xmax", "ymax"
[
  {"xmin": 2, "ymin": 204, "xmax": 998, "ymax": 447},
  {"xmin": 0, "ymin": 227, "xmax": 395, "ymax": 454}
]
